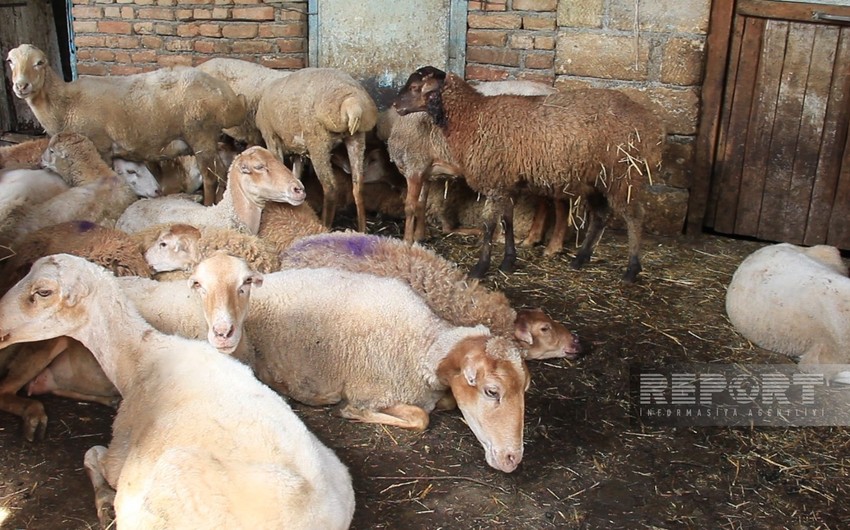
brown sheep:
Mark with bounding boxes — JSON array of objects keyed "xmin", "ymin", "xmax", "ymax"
[
  {"xmin": 0, "ymin": 136, "xmax": 49, "ymax": 169},
  {"xmin": 394, "ymin": 66, "xmax": 665, "ymax": 282}
]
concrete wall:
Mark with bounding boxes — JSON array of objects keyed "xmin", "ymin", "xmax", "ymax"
[{"xmin": 69, "ymin": 0, "xmax": 711, "ymax": 235}]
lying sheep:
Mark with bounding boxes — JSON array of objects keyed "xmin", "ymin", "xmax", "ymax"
[
  {"xmin": 382, "ymin": 80, "xmax": 557, "ymax": 243},
  {"xmin": 255, "ymin": 67, "xmax": 379, "ymax": 232},
  {"xmin": 196, "ymin": 57, "xmax": 291, "ymax": 145},
  {"xmin": 116, "ymin": 146, "xmax": 306, "ymax": 234},
  {"xmin": 259, "ymin": 202, "xmax": 328, "ymax": 253},
  {"xmin": 394, "ymin": 67, "xmax": 665, "ymax": 282},
  {"xmin": 726, "ymin": 243, "xmax": 850, "ymax": 379},
  {"xmin": 0, "ymin": 168, "xmax": 70, "ymax": 231},
  {"xmin": 142, "ymin": 223, "xmax": 281, "ymax": 275},
  {"xmin": 0, "ymin": 136, "xmax": 49, "ymax": 169},
  {"xmin": 189, "ymin": 254, "xmax": 529, "ymax": 473},
  {"xmin": 7, "ymin": 44, "xmax": 246, "ymax": 206},
  {"xmin": 0, "ymin": 254, "xmax": 355, "ymax": 528},
  {"xmin": 279, "ymin": 232, "xmax": 581, "ymax": 360},
  {"xmin": 1, "ymin": 133, "xmax": 160, "ymax": 244}
]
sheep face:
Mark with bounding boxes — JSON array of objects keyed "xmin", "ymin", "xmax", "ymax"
[
  {"xmin": 188, "ymin": 253, "xmax": 262, "ymax": 354},
  {"xmin": 7, "ymin": 44, "xmax": 48, "ymax": 100},
  {"xmin": 40, "ymin": 132, "xmax": 93, "ymax": 176},
  {"xmin": 0, "ymin": 255, "xmax": 88, "ymax": 349},
  {"xmin": 437, "ymin": 335, "xmax": 529, "ymax": 473},
  {"xmin": 113, "ymin": 159, "xmax": 162, "ymax": 198},
  {"xmin": 514, "ymin": 308, "xmax": 582, "ymax": 360},
  {"xmin": 145, "ymin": 224, "xmax": 202, "ymax": 273},
  {"xmin": 233, "ymin": 147, "xmax": 306, "ymax": 206},
  {"xmin": 393, "ymin": 66, "xmax": 446, "ymax": 117}
]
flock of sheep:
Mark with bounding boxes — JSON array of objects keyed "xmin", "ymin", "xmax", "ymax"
[{"xmin": 0, "ymin": 41, "xmax": 844, "ymax": 528}]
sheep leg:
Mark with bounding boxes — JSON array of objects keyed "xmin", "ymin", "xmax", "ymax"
[
  {"xmin": 543, "ymin": 198, "xmax": 569, "ymax": 257},
  {"xmin": 339, "ymin": 402, "xmax": 430, "ymax": 431},
  {"xmin": 308, "ymin": 138, "xmax": 339, "ymax": 229},
  {"xmin": 468, "ymin": 197, "xmax": 501, "ymax": 279},
  {"xmin": 343, "ymin": 132, "xmax": 368, "ymax": 233},
  {"xmin": 403, "ymin": 172, "xmax": 426, "ymax": 244},
  {"xmin": 0, "ymin": 336, "xmax": 71, "ymax": 441},
  {"xmin": 414, "ymin": 178, "xmax": 432, "ymax": 242},
  {"xmin": 498, "ymin": 196, "xmax": 518, "ymax": 273},
  {"xmin": 571, "ymin": 193, "xmax": 611, "ymax": 269},
  {"xmin": 84, "ymin": 445, "xmax": 117, "ymax": 528},
  {"xmin": 621, "ymin": 206, "xmax": 644, "ymax": 283},
  {"xmin": 194, "ymin": 140, "xmax": 228, "ymax": 206},
  {"xmin": 521, "ymin": 196, "xmax": 548, "ymax": 248}
]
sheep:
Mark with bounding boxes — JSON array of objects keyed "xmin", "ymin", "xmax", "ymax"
[
  {"xmin": 116, "ymin": 146, "xmax": 306, "ymax": 234},
  {"xmin": 0, "ymin": 254, "xmax": 355, "ymax": 528},
  {"xmin": 258, "ymin": 202, "xmax": 329, "ymax": 253},
  {"xmin": 196, "ymin": 57, "xmax": 291, "ymax": 146},
  {"xmin": 6, "ymin": 44, "xmax": 247, "ymax": 206},
  {"xmin": 0, "ymin": 136, "xmax": 49, "ymax": 169},
  {"xmin": 394, "ymin": 66, "xmax": 665, "ymax": 282},
  {"xmin": 255, "ymin": 67, "xmax": 379, "ymax": 232},
  {"xmin": 112, "ymin": 158, "xmax": 161, "ymax": 198},
  {"xmin": 149, "ymin": 137, "xmax": 243, "ymax": 196},
  {"xmin": 142, "ymin": 223, "xmax": 281, "ymax": 275},
  {"xmin": 187, "ymin": 253, "xmax": 529, "ymax": 473},
  {"xmin": 1, "ymin": 132, "xmax": 160, "ymax": 244},
  {"xmin": 0, "ymin": 167, "xmax": 70, "ymax": 228},
  {"xmin": 278, "ymin": 232, "xmax": 581, "ymax": 360},
  {"xmin": 382, "ymin": 80, "xmax": 557, "ymax": 243},
  {"xmin": 726, "ymin": 243, "xmax": 850, "ymax": 381}
]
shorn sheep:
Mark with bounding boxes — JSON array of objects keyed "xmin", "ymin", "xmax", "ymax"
[
  {"xmin": 279, "ymin": 232, "xmax": 581, "ymax": 360},
  {"xmin": 116, "ymin": 146, "xmax": 306, "ymax": 234},
  {"xmin": 7, "ymin": 44, "xmax": 246, "ymax": 206},
  {"xmin": 0, "ymin": 254, "xmax": 355, "ymax": 528},
  {"xmin": 188, "ymin": 254, "xmax": 530, "ymax": 472},
  {"xmin": 255, "ymin": 67, "xmax": 378, "ymax": 232},
  {"xmin": 394, "ymin": 66, "xmax": 665, "ymax": 282},
  {"xmin": 726, "ymin": 243, "xmax": 850, "ymax": 381}
]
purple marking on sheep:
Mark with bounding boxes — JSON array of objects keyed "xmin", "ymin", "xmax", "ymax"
[
  {"xmin": 286, "ymin": 233, "xmax": 380, "ymax": 259},
  {"xmin": 75, "ymin": 221, "xmax": 97, "ymax": 233}
]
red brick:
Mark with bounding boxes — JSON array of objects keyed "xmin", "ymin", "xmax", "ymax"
[
  {"xmin": 467, "ymin": 30, "xmax": 507, "ymax": 47},
  {"xmin": 231, "ymin": 40, "xmax": 274, "ymax": 54},
  {"xmin": 73, "ymin": 21, "xmax": 98, "ymax": 33},
  {"xmin": 131, "ymin": 50, "xmax": 157, "ymax": 63},
  {"xmin": 258, "ymin": 23, "xmax": 303, "ymax": 38},
  {"xmin": 110, "ymin": 36, "xmax": 142, "ymax": 49},
  {"xmin": 513, "ymin": 0, "xmax": 557, "ymax": 11},
  {"xmin": 137, "ymin": 7, "xmax": 174, "ymax": 20},
  {"xmin": 121, "ymin": 6, "xmax": 134, "ymax": 18},
  {"xmin": 468, "ymin": 1, "xmax": 507, "ymax": 11},
  {"xmin": 194, "ymin": 8, "xmax": 213, "ymax": 19},
  {"xmin": 177, "ymin": 23, "xmax": 200, "ymax": 37},
  {"xmin": 222, "ymin": 24, "xmax": 258, "ymax": 39},
  {"xmin": 467, "ymin": 46, "xmax": 521, "ymax": 67},
  {"xmin": 465, "ymin": 64, "xmax": 511, "ymax": 81},
  {"xmin": 98, "ymin": 21, "xmax": 132, "ymax": 34},
  {"xmin": 509, "ymin": 34, "xmax": 534, "ymax": 49},
  {"xmin": 280, "ymin": 8, "xmax": 306, "ymax": 21},
  {"xmin": 133, "ymin": 22, "xmax": 155, "ymax": 34},
  {"xmin": 468, "ymin": 14, "xmax": 522, "ymax": 29},
  {"xmin": 275, "ymin": 38, "xmax": 304, "ymax": 53},
  {"xmin": 77, "ymin": 64, "xmax": 108, "ymax": 76},
  {"xmin": 534, "ymin": 36, "xmax": 555, "ymax": 50},
  {"xmin": 75, "ymin": 35, "xmax": 107, "ymax": 47},
  {"xmin": 212, "ymin": 8, "xmax": 229, "ymax": 19},
  {"xmin": 165, "ymin": 40, "xmax": 195, "ymax": 52},
  {"xmin": 155, "ymin": 23, "xmax": 176, "ymax": 35},
  {"xmin": 175, "ymin": 9, "xmax": 194, "ymax": 20},
  {"xmin": 259, "ymin": 56, "xmax": 304, "ymax": 69},
  {"xmin": 114, "ymin": 51, "xmax": 131, "ymax": 63},
  {"xmin": 111, "ymin": 65, "xmax": 144, "ymax": 75},
  {"xmin": 158, "ymin": 55, "xmax": 193, "ymax": 67},
  {"xmin": 232, "ymin": 6, "xmax": 273, "ymax": 20},
  {"xmin": 234, "ymin": 0, "xmax": 261, "ymax": 4},
  {"xmin": 522, "ymin": 15, "xmax": 555, "ymax": 30},
  {"xmin": 517, "ymin": 71, "xmax": 554, "ymax": 85},
  {"xmin": 94, "ymin": 49, "xmax": 116, "ymax": 62},
  {"xmin": 140, "ymin": 36, "xmax": 164, "ymax": 49},
  {"xmin": 199, "ymin": 24, "xmax": 222, "ymax": 37},
  {"xmin": 104, "ymin": 6, "xmax": 120, "ymax": 17},
  {"xmin": 524, "ymin": 52, "xmax": 554, "ymax": 69},
  {"xmin": 73, "ymin": 6, "xmax": 102, "ymax": 18},
  {"xmin": 194, "ymin": 39, "xmax": 230, "ymax": 54},
  {"xmin": 75, "ymin": 49, "xmax": 93, "ymax": 61}
]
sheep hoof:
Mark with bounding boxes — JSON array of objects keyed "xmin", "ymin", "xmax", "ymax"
[
  {"xmin": 498, "ymin": 258, "xmax": 517, "ymax": 274},
  {"xmin": 622, "ymin": 258, "xmax": 642, "ymax": 283},
  {"xmin": 22, "ymin": 402, "xmax": 48, "ymax": 442},
  {"xmin": 468, "ymin": 262, "xmax": 490, "ymax": 279},
  {"xmin": 570, "ymin": 254, "xmax": 590, "ymax": 270}
]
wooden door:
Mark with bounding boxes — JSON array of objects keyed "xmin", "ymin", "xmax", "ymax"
[{"xmin": 700, "ymin": 0, "xmax": 850, "ymax": 249}]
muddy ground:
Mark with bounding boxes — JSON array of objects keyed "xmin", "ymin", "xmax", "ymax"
[{"xmin": 1, "ymin": 219, "xmax": 848, "ymax": 529}]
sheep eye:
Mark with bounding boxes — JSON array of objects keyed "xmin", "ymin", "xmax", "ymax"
[
  {"xmin": 540, "ymin": 325, "xmax": 551, "ymax": 333},
  {"xmin": 32, "ymin": 289, "xmax": 52, "ymax": 299},
  {"xmin": 484, "ymin": 387, "xmax": 500, "ymax": 400},
  {"xmin": 190, "ymin": 281, "xmax": 201, "ymax": 290},
  {"xmin": 128, "ymin": 169, "xmax": 137, "ymax": 175},
  {"xmin": 159, "ymin": 242, "xmax": 167, "ymax": 248}
]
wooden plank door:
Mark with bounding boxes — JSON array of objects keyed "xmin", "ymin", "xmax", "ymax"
[{"xmin": 704, "ymin": 0, "xmax": 850, "ymax": 249}]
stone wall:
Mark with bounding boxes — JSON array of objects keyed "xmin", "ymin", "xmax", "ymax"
[{"xmin": 69, "ymin": 0, "xmax": 711, "ymax": 235}]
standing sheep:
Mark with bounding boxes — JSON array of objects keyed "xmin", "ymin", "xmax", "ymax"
[
  {"xmin": 6, "ymin": 44, "xmax": 247, "ymax": 206},
  {"xmin": 726, "ymin": 243, "xmax": 850, "ymax": 380},
  {"xmin": 394, "ymin": 67, "xmax": 665, "ymax": 282},
  {"xmin": 116, "ymin": 146, "xmax": 306, "ymax": 234},
  {"xmin": 255, "ymin": 68, "xmax": 378, "ymax": 232},
  {"xmin": 0, "ymin": 255, "xmax": 355, "ymax": 528}
]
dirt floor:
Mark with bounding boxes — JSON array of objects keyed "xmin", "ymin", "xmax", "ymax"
[{"xmin": 1, "ymin": 217, "xmax": 848, "ymax": 529}]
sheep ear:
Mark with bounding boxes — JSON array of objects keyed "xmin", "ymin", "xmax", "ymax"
[
  {"xmin": 462, "ymin": 360, "xmax": 478, "ymax": 387},
  {"xmin": 514, "ymin": 320, "xmax": 533, "ymax": 345},
  {"xmin": 247, "ymin": 272, "xmax": 264, "ymax": 288},
  {"xmin": 238, "ymin": 161, "xmax": 252, "ymax": 174}
]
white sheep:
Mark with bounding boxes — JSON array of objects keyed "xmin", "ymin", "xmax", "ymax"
[
  {"xmin": 255, "ymin": 67, "xmax": 379, "ymax": 232},
  {"xmin": 116, "ymin": 146, "xmax": 306, "ymax": 234},
  {"xmin": 0, "ymin": 136, "xmax": 49, "ymax": 169},
  {"xmin": 0, "ymin": 168, "xmax": 69, "ymax": 229},
  {"xmin": 381, "ymin": 80, "xmax": 557, "ymax": 243},
  {"xmin": 7, "ymin": 44, "xmax": 247, "ymax": 206},
  {"xmin": 0, "ymin": 254, "xmax": 355, "ymax": 529},
  {"xmin": 188, "ymin": 254, "xmax": 530, "ymax": 473},
  {"xmin": 726, "ymin": 243, "xmax": 850, "ymax": 381},
  {"xmin": 196, "ymin": 57, "xmax": 292, "ymax": 146},
  {"xmin": 1, "ymin": 132, "xmax": 161, "ymax": 244}
]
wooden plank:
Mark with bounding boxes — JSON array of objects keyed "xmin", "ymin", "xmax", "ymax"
[
  {"xmin": 826, "ymin": 120, "xmax": 850, "ymax": 248},
  {"xmin": 732, "ymin": 17, "xmax": 786, "ymax": 236},
  {"xmin": 805, "ymin": 27, "xmax": 850, "ymax": 245},
  {"xmin": 686, "ymin": 0, "xmax": 736, "ymax": 234},
  {"xmin": 711, "ymin": 16, "xmax": 765, "ymax": 234},
  {"xmin": 781, "ymin": 24, "xmax": 836, "ymax": 243},
  {"xmin": 756, "ymin": 21, "xmax": 811, "ymax": 242},
  {"xmin": 739, "ymin": 0, "xmax": 850, "ymax": 25}
]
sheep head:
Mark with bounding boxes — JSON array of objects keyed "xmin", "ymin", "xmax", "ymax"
[
  {"xmin": 0, "ymin": 254, "xmax": 92, "ymax": 349},
  {"xmin": 41, "ymin": 132, "xmax": 102, "ymax": 185},
  {"xmin": 514, "ymin": 308, "xmax": 582, "ymax": 360},
  {"xmin": 393, "ymin": 66, "xmax": 446, "ymax": 119},
  {"xmin": 6, "ymin": 44, "xmax": 49, "ymax": 100},
  {"xmin": 144, "ymin": 224, "xmax": 203, "ymax": 273},
  {"xmin": 188, "ymin": 253, "xmax": 262, "ymax": 355},
  {"xmin": 230, "ymin": 146, "xmax": 306, "ymax": 207}
]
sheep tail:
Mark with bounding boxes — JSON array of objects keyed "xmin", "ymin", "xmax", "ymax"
[{"xmin": 341, "ymin": 96, "xmax": 363, "ymax": 135}]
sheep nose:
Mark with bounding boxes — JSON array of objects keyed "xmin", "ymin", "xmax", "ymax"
[
  {"xmin": 15, "ymin": 81, "xmax": 30, "ymax": 93},
  {"xmin": 213, "ymin": 325, "xmax": 234, "ymax": 339}
]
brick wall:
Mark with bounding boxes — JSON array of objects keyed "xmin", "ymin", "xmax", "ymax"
[
  {"xmin": 70, "ymin": 0, "xmax": 711, "ymax": 235},
  {"xmin": 70, "ymin": 0, "xmax": 308, "ymax": 74}
]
